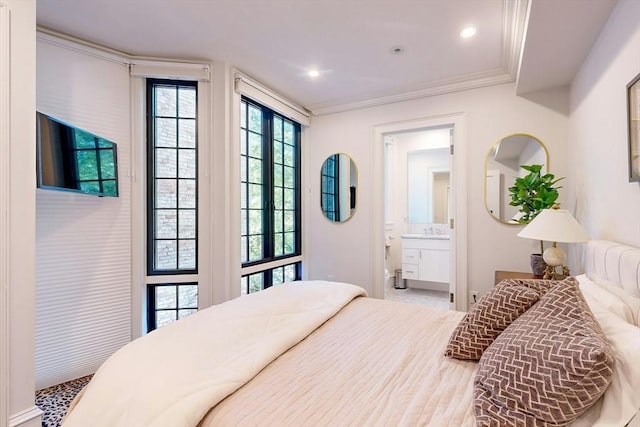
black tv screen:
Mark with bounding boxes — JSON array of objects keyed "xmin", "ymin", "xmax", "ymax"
[{"xmin": 36, "ymin": 112, "xmax": 119, "ymax": 197}]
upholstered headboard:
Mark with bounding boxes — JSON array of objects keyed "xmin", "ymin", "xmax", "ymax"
[{"xmin": 584, "ymin": 240, "xmax": 640, "ymax": 298}]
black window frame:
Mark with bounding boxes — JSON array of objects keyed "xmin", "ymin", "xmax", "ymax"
[
  {"xmin": 146, "ymin": 78, "xmax": 199, "ymax": 276},
  {"xmin": 240, "ymin": 96, "xmax": 302, "ymax": 269},
  {"xmin": 241, "ymin": 262, "xmax": 302, "ymax": 295},
  {"xmin": 146, "ymin": 282, "xmax": 198, "ymax": 331}
]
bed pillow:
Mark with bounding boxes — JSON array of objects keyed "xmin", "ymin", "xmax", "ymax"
[
  {"xmin": 573, "ymin": 292, "xmax": 640, "ymax": 426},
  {"xmin": 496, "ymin": 277, "xmax": 557, "ymax": 296},
  {"xmin": 576, "ymin": 274, "xmax": 636, "ymax": 325},
  {"xmin": 587, "ymin": 273, "xmax": 640, "ymax": 326},
  {"xmin": 444, "ymin": 284, "xmax": 540, "ymax": 360},
  {"xmin": 474, "ymin": 277, "xmax": 615, "ymax": 426}
]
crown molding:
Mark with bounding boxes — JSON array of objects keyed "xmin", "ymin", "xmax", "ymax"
[
  {"xmin": 502, "ymin": 0, "xmax": 530, "ymax": 80},
  {"xmin": 37, "ymin": 27, "xmax": 211, "ymax": 72},
  {"xmin": 308, "ymin": 0, "xmax": 529, "ymax": 116},
  {"xmin": 309, "ymin": 69, "xmax": 514, "ymax": 116}
]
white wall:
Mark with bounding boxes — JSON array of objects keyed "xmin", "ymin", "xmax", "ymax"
[
  {"xmin": 35, "ymin": 39, "xmax": 132, "ymax": 388},
  {"xmin": 2, "ymin": 0, "xmax": 40, "ymax": 426},
  {"xmin": 568, "ymin": 0, "xmax": 640, "ymax": 270},
  {"xmin": 307, "ymin": 82, "xmax": 569, "ymax": 299}
]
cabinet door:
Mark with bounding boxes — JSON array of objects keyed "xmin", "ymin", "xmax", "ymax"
[
  {"xmin": 419, "ymin": 249, "xmax": 449, "ymax": 283},
  {"xmin": 402, "ymin": 263, "xmax": 419, "ymax": 280}
]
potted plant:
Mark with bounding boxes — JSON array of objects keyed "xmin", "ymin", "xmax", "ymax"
[{"xmin": 508, "ymin": 164, "xmax": 564, "ymax": 276}]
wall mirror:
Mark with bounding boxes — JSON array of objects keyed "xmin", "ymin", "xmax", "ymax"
[
  {"xmin": 407, "ymin": 147, "xmax": 450, "ymax": 224},
  {"xmin": 320, "ymin": 153, "xmax": 357, "ymax": 222},
  {"xmin": 485, "ymin": 133, "xmax": 548, "ymax": 224}
]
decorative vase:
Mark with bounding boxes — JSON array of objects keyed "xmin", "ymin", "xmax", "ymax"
[{"xmin": 530, "ymin": 254, "xmax": 547, "ymax": 278}]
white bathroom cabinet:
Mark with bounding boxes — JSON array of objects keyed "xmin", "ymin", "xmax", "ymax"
[{"xmin": 401, "ymin": 236, "xmax": 450, "ymax": 283}]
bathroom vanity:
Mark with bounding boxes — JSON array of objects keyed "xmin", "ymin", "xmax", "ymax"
[{"xmin": 401, "ymin": 234, "xmax": 450, "ymax": 284}]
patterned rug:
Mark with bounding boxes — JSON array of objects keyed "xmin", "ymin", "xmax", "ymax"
[{"xmin": 36, "ymin": 375, "xmax": 93, "ymax": 427}]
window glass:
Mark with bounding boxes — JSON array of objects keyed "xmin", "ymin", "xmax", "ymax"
[
  {"xmin": 240, "ymin": 98, "xmax": 301, "ymax": 294},
  {"xmin": 148, "ymin": 80, "xmax": 198, "ymax": 274}
]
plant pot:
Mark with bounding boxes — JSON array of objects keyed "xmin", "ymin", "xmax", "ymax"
[{"xmin": 530, "ymin": 254, "xmax": 547, "ymax": 278}]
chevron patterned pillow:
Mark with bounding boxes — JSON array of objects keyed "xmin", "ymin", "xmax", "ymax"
[
  {"xmin": 444, "ymin": 285, "xmax": 540, "ymax": 360},
  {"xmin": 474, "ymin": 276, "xmax": 615, "ymax": 426},
  {"xmin": 496, "ymin": 277, "xmax": 558, "ymax": 295}
]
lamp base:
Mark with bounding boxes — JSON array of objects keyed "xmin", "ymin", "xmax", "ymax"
[{"xmin": 543, "ymin": 264, "xmax": 570, "ymax": 280}]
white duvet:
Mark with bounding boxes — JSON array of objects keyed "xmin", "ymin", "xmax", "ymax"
[{"xmin": 62, "ymin": 281, "xmax": 366, "ymax": 427}]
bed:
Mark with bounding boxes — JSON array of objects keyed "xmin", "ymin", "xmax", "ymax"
[{"xmin": 63, "ymin": 240, "xmax": 640, "ymax": 427}]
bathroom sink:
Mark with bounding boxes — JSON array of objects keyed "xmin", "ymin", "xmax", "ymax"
[{"xmin": 401, "ymin": 234, "xmax": 450, "ymax": 240}]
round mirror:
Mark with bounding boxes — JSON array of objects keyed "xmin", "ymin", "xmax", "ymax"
[
  {"xmin": 485, "ymin": 134, "xmax": 549, "ymax": 224},
  {"xmin": 320, "ymin": 153, "xmax": 357, "ymax": 222}
]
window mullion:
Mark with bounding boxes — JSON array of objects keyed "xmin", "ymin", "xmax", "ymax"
[{"xmin": 263, "ymin": 109, "xmax": 274, "ymax": 261}]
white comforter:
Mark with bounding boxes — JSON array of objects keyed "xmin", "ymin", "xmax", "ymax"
[{"xmin": 63, "ymin": 281, "xmax": 366, "ymax": 427}]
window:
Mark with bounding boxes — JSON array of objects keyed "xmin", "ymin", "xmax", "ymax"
[
  {"xmin": 147, "ymin": 79, "xmax": 198, "ymax": 275},
  {"xmin": 147, "ymin": 283, "xmax": 198, "ymax": 330},
  {"xmin": 240, "ymin": 98, "xmax": 301, "ymax": 293},
  {"xmin": 146, "ymin": 79, "xmax": 198, "ymax": 331},
  {"xmin": 241, "ymin": 262, "xmax": 301, "ymax": 295}
]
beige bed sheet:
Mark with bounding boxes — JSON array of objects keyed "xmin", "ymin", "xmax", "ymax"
[{"xmin": 199, "ymin": 297, "xmax": 477, "ymax": 427}]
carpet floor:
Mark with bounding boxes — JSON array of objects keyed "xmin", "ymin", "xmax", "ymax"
[{"xmin": 35, "ymin": 375, "xmax": 92, "ymax": 427}]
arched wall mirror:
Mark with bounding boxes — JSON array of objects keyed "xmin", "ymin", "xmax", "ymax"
[
  {"xmin": 485, "ymin": 134, "xmax": 549, "ymax": 224},
  {"xmin": 320, "ymin": 153, "xmax": 357, "ymax": 222}
]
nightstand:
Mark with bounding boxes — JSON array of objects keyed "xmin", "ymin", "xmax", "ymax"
[{"xmin": 494, "ymin": 270, "xmax": 536, "ymax": 286}]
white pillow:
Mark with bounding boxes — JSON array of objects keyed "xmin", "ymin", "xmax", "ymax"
[
  {"xmin": 572, "ymin": 294, "xmax": 640, "ymax": 427},
  {"xmin": 587, "ymin": 273, "xmax": 640, "ymax": 326},
  {"xmin": 576, "ymin": 274, "xmax": 635, "ymax": 325}
]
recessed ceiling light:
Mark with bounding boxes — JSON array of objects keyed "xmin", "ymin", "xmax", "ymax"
[
  {"xmin": 307, "ymin": 69, "xmax": 320, "ymax": 78},
  {"xmin": 460, "ymin": 26, "xmax": 477, "ymax": 39}
]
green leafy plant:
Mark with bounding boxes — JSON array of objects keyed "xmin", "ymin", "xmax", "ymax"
[{"xmin": 508, "ymin": 164, "xmax": 563, "ymax": 224}]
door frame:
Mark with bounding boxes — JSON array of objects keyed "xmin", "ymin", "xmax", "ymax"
[{"xmin": 371, "ymin": 113, "xmax": 468, "ymax": 311}]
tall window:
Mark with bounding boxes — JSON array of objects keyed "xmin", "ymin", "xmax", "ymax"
[
  {"xmin": 146, "ymin": 79, "xmax": 198, "ymax": 330},
  {"xmin": 240, "ymin": 98, "xmax": 301, "ymax": 293}
]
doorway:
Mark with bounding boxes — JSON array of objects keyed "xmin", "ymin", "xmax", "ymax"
[
  {"xmin": 383, "ymin": 127, "xmax": 451, "ymax": 309},
  {"xmin": 371, "ymin": 114, "xmax": 468, "ymax": 311}
]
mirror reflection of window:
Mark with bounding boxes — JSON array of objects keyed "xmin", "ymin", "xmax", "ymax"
[
  {"xmin": 320, "ymin": 153, "xmax": 357, "ymax": 222},
  {"xmin": 484, "ymin": 134, "xmax": 548, "ymax": 224}
]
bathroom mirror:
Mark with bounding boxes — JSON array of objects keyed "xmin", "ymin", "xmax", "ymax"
[
  {"xmin": 485, "ymin": 133, "xmax": 548, "ymax": 224},
  {"xmin": 407, "ymin": 147, "xmax": 450, "ymax": 224},
  {"xmin": 320, "ymin": 153, "xmax": 357, "ymax": 222}
]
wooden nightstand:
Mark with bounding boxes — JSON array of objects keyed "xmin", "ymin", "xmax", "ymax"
[{"xmin": 494, "ymin": 270, "xmax": 536, "ymax": 286}]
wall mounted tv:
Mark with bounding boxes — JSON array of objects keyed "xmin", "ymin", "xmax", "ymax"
[{"xmin": 36, "ymin": 112, "xmax": 119, "ymax": 197}]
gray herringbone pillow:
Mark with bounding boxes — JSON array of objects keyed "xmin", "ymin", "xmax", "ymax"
[
  {"xmin": 474, "ymin": 276, "xmax": 615, "ymax": 426},
  {"xmin": 444, "ymin": 285, "xmax": 540, "ymax": 360}
]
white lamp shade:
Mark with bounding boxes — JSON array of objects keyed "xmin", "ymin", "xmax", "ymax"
[{"xmin": 517, "ymin": 208, "xmax": 589, "ymax": 243}]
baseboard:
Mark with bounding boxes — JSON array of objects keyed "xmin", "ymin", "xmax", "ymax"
[{"xmin": 9, "ymin": 405, "xmax": 43, "ymax": 427}]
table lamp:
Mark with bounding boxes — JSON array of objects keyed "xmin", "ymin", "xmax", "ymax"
[{"xmin": 517, "ymin": 205, "xmax": 589, "ymax": 279}]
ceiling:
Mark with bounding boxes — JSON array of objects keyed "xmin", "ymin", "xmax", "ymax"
[{"xmin": 35, "ymin": 0, "xmax": 617, "ymax": 115}]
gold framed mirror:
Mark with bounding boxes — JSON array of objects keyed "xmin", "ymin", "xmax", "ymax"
[
  {"xmin": 320, "ymin": 153, "xmax": 357, "ymax": 222},
  {"xmin": 484, "ymin": 134, "xmax": 549, "ymax": 224}
]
